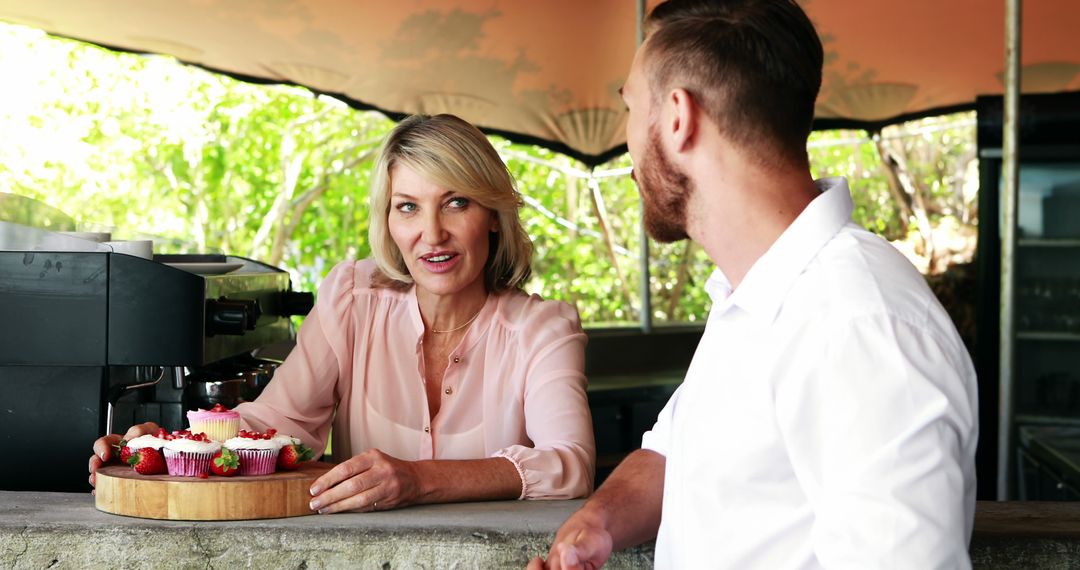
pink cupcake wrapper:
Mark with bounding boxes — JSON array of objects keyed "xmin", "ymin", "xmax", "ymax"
[
  {"xmin": 163, "ymin": 450, "xmax": 213, "ymax": 477},
  {"xmin": 236, "ymin": 449, "xmax": 279, "ymax": 476}
]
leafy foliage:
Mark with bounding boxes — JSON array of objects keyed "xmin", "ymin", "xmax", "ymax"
[{"xmin": 0, "ymin": 23, "xmax": 977, "ymax": 327}]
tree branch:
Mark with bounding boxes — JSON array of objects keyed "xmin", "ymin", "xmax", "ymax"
[
  {"xmin": 281, "ymin": 147, "xmax": 378, "ymax": 241},
  {"xmin": 589, "ymin": 178, "xmax": 636, "ymax": 317},
  {"xmin": 666, "ymin": 241, "xmax": 695, "ymax": 320},
  {"xmin": 876, "ymin": 137, "xmax": 936, "ymax": 267}
]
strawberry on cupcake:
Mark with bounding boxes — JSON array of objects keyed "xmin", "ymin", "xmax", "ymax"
[
  {"xmin": 224, "ymin": 429, "xmax": 284, "ymax": 476},
  {"xmin": 186, "ymin": 403, "xmax": 241, "ymax": 442},
  {"xmin": 116, "ymin": 427, "xmax": 172, "ymax": 465},
  {"xmin": 163, "ymin": 430, "xmax": 221, "ymax": 477}
]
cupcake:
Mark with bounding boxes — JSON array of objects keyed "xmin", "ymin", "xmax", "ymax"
[
  {"xmin": 163, "ymin": 430, "xmax": 221, "ymax": 477},
  {"xmin": 187, "ymin": 403, "xmax": 240, "ymax": 442},
  {"xmin": 118, "ymin": 427, "xmax": 172, "ymax": 463},
  {"xmin": 224, "ymin": 429, "xmax": 283, "ymax": 476},
  {"xmin": 127, "ymin": 430, "xmax": 170, "ymax": 451},
  {"xmin": 121, "ymin": 428, "xmax": 172, "ymax": 475},
  {"xmin": 270, "ymin": 433, "xmax": 301, "ymax": 448}
]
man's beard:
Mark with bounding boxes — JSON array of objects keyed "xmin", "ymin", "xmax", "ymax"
[{"xmin": 635, "ymin": 125, "xmax": 693, "ymax": 243}]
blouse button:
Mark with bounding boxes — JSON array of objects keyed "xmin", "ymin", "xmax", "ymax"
[
  {"xmin": 424, "ymin": 426, "xmax": 430, "ymax": 433},
  {"xmin": 444, "ymin": 387, "xmax": 453, "ymax": 395},
  {"xmin": 452, "ymin": 356, "xmax": 461, "ymax": 364}
]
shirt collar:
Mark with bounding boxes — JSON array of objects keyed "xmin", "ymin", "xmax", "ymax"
[
  {"xmin": 716, "ymin": 177, "xmax": 853, "ymax": 323},
  {"xmin": 704, "ymin": 267, "xmax": 733, "ymax": 304}
]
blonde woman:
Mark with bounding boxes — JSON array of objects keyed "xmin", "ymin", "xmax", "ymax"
[{"xmin": 91, "ymin": 114, "xmax": 595, "ymax": 511}]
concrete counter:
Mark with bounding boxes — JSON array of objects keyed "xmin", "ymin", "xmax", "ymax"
[
  {"xmin": 0, "ymin": 492, "xmax": 651, "ymax": 568},
  {"xmin": 3, "ymin": 492, "xmax": 1080, "ymax": 568}
]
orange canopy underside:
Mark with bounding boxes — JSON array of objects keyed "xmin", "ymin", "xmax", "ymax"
[{"xmin": 1, "ymin": 0, "xmax": 1075, "ymax": 165}]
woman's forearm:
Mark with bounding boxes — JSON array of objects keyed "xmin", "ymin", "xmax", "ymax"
[{"xmin": 412, "ymin": 457, "xmax": 523, "ymax": 504}]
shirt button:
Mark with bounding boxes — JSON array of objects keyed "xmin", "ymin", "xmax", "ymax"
[
  {"xmin": 444, "ymin": 387, "xmax": 453, "ymax": 395},
  {"xmin": 424, "ymin": 426, "xmax": 430, "ymax": 433},
  {"xmin": 452, "ymin": 356, "xmax": 461, "ymax": 364}
]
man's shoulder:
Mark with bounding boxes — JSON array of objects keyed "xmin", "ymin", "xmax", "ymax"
[
  {"xmin": 793, "ymin": 224, "xmax": 939, "ymax": 325},
  {"xmin": 777, "ymin": 224, "xmax": 974, "ymax": 381}
]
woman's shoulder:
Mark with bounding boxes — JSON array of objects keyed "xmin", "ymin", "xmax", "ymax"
[
  {"xmin": 492, "ymin": 290, "xmax": 583, "ymax": 337},
  {"xmin": 317, "ymin": 258, "xmax": 404, "ymax": 306}
]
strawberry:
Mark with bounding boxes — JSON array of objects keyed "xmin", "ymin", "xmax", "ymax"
[
  {"xmin": 277, "ymin": 442, "xmax": 314, "ymax": 470},
  {"xmin": 210, "ymin": 448, "xmax": 240, "ymax": 477},
  {"xmin": 127, "ymin": 448, "xmax": 166, "ymax": 475},
  {"xmin": 113, "ymin": 440, "xmax": 133, "ymax": 464}
]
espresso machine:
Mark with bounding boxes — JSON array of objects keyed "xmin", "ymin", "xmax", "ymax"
[{"xmin": 0, "ymin": 213, "xmax": 312, "ymax": 492}]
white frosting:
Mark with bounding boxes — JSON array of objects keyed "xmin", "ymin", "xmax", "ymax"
[
  {"xmin": 165, "ymin": 438, "xmax": 221, "ymax": 454},
  {"xmin": 271, "ymin": 434, "xmax": 301, "ymax": 447},
  {"xmin": 224, "ymin": 436, "xmax": 284, "ymax": 451},
  {"xmin": 126, "ymin": 434, "xmax": 168, "ymax": 451}
]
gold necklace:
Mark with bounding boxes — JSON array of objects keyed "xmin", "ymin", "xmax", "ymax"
[{"xmin": 430, "ymin": 306, "xmax": 483, "ymax": 334}]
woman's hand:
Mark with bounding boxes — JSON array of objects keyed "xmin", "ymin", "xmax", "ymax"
[
  {"xmin": 88, "ymin": 422, "xmax": 160, "ymax": 488},
  {"xmin": 308, "ymin": 449, "xmax": 424, "ymax": 513}
]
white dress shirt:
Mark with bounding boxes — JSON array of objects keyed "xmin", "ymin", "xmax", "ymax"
[{"xmin": 641, "ymin": 177, "xmax": 978, "ymax": 569}]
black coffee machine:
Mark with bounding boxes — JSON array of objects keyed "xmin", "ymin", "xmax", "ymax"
[{"xmin": 0, "ymin": 219, "xmax": 312, "ymax": 492}]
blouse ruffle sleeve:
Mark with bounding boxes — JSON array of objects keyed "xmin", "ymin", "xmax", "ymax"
[
  {"xmin": 492, "ymin": 298, "xmax": 595, "ymax": 500},
  {"xmin": 233, "ymin": 260, "xmax": 361, "ymax": 455}
]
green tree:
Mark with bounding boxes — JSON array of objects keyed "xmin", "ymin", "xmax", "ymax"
[{"xmin": 0, "ymin": 22, "xmax": 977, "ymax": 328}]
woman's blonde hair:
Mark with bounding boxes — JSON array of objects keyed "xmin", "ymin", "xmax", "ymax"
[{"xmin": 368, "ymin": 114, "xmax": 533, "ymax": 292}]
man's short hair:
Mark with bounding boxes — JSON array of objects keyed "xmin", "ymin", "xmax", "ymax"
[{"xmin": 645, "ymin": 0, "xmax": 823, "ymax": 168}]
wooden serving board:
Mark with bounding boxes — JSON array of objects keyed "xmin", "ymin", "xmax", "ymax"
[{"xmin": 95, "ymin": 461, "xmax": 334, "ymax": 521}]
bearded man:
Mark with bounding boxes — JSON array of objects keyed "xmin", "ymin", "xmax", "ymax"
[{"xmin": 531, "ymin": 0, "xmax": 978, "ymax": 568}]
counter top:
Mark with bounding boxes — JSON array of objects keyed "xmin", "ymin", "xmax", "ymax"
[
  {"xmin": 4, "ymin": 491, "xmax": 1080, "ymax": 568},
  {"xmin": 0, "ymin": 491, "xmax": 652, "ymax": 568}
]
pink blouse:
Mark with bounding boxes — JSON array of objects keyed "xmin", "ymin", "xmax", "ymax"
[{"xmin": 235, "ymin": 259, "xmax": 595, "ymax": 499}]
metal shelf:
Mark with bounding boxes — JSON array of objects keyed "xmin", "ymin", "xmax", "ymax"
[
  {"xmin": 1016, "ymin": 415, "xmax": 1080, "ymax": 427},
  {"xmin": 1018, "ymin": 238, "xmax": 1080, "ymax": 248},
  {"xmin": 1017, "ymin": 331, "xmax": 1080, "ymax": 342},
  {"xmin": 979, "ymin": 145, "xmax": 1080, "ymax": 160}
]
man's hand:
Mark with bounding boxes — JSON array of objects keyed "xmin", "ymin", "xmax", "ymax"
[
  {"xmin": 527, "ymin": 449, "xmax": 666, "ymax": 569},
  {"xmin": 528, "ymin": 508, "xmax": 613, "ymax": 569}
]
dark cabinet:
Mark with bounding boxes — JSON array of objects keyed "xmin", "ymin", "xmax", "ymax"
[
  {"xmin": 584, "ymin": 329, "xmax": 697, "ymax": 487},
  {"xmin": 976, "ymin": 91, "xmax": 1080, "ymax": 499},
  {"xmin": 1017, "ymin": 427, "xmax": 1080, "ymax": 501},
  {"xmin": 1018, "ymin": 448, "xmax": 1080, "ymax": 501}
]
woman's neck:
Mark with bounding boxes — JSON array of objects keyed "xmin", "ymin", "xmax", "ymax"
[{"xmin": 415, "ymin": 283, "xmax": 490, "ymax": 335}]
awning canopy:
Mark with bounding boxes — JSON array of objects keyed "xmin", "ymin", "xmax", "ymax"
[{"xmin": 0, "ymin": 0, "xmax": 1076, "ymax": 166}]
